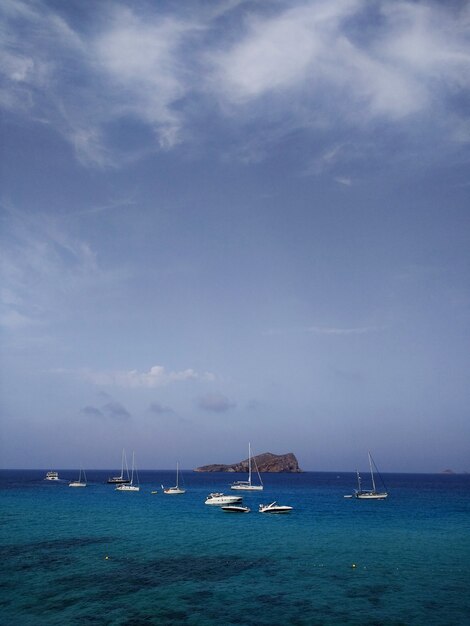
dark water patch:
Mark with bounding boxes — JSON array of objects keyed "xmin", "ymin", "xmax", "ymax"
[
  {"xmin": 57, "ymin": 554, "xmax": 271, "ymax": 596},
  {"xmin": 346, "ymin": 583, "xmax": 390, "ymax": 607},
  {"xmin": 0, "ymin": 536, "xmax": 115, "ymax": 559},
  {"xmin": 0, "ymin": 536, "xmax": 117, "ymax": 578}
]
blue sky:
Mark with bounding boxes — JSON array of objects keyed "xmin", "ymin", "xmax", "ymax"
[{"xmin": 1, "ymin": 0, "xmax": 469, "ymax": 472}]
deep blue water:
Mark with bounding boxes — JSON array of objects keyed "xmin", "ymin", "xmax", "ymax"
[{"xmin": 1, "ymin": 470, "xmax": 469, "ymax": 625}]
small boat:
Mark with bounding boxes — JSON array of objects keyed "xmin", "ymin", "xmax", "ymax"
[
  {"xmin": 221, "ymin": 505, "xmax": 250, "ymax": 513},
  {"xmin": 348, "ymin": 451, "xmax": 388, "ymax": 500},
  {"xmin": 163, "ymin": 462, "xmax": 186, "ymax": 494},
  {"xmin": 116, "ymin": 452, "xmax": 140, "ymax": 491},
  {"xmin": 45, "ymin": 471, "xmax": 59, "ymax": 481},
  {"xmin": 204, "ymin": 492, "xmax": 243, "ymax": 505},
  {"xmin": 259, "ymin": 502, "xmax": 293, "ymax": 514},
  {"xmin": 107, "ymin": 449, "xmax": 131, "ymax": 484},
  {"xmin": 231, "ymin": 443, "xmax": 264, "ymax": 491},
  {"xmin": 69, "ymin": 467, "xmax": 87, "ymax": 488}
]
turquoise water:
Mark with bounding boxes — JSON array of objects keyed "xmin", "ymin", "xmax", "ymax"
[{"xmin": 1, "ymin": 470, "xmax": 469, "ymax": 625}]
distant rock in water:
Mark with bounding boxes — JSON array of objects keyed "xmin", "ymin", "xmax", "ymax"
[{"xmin": 195, "ymin": 452, "xmax": 301, "ymax": 473}]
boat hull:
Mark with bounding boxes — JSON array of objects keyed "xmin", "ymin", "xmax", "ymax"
[
  {"xmin": 230, "ymin": 484, "xmax": 263, "ymax": 491},
  {"xmin": 69, "ymin": 482, "xmax": 86, "ymax": 488},
  {"xmin": 221, "ymin": 505, "xmax": 250, "ymax": 513},
  {"xmin": 116, "ymin": 485, "xmax": 140, "ymax": 491},
  {"xmin": 355, "ymin": 493, "xmax": 388, "ymax": 500}
]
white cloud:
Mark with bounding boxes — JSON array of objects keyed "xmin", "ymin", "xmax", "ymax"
[
  {"xmin": 82, "ymin": 365, "xmax": 215, "ymax": 388},
  {"xmin": 211, "ymin": 0, "xmax": 470, "ymax": 123},
  {"xmin": 1, "ymin": 0, "xmax": 470, "ymax": 166}
]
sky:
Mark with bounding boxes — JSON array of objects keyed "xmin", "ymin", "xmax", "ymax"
[{"xmin": 1, "ymin": 0, "xmax": 469, "ymax": 472}]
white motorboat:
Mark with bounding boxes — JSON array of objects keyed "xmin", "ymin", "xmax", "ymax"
[
  {"xmin": 231, "ymin": 443, "xmax": 264, "ymax": 491},
  {"xmin": 204, "ymin": 492, "xmax": 243, "ymax": 505},
  {"xmin": 69, "ymin": 467, "xmax": 87, "ymax": 488},
  {"xmin": 221, "ymin": 505, "xmax": 250, "ymax": 513},
  {"xmin": 259, "ymin": 502, "xmax": 293, "ymax": 514},
  {"xmin": 163, "ymin": 462, "xmax": 186, "ymax": 494},
  {"xmin": 347, "ymin": 452, "xmax": 388, "ymax": 500},
  {"xmin": 45, "ymin": 471, "xmax": 59, "ymax": 481},
  {"xmin": 107, "ymin": 449, "xmax": 131, "ymax": 484},
  {"xmin": 116, "ymin": 452, "xmax": 140, "ymax": 491}
]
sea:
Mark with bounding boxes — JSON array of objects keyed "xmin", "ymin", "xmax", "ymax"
[{"xmin": 1, "ymin": 470, "xmax": 469, "ymax": 625}]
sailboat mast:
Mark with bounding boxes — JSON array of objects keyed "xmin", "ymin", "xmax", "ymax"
[
  {"xmin": 356, "ymin": 469, "xmax": 361, "ymax": 492},
  {"xmin": 130, "ymin": 452, "xmax": 135, "ymax": 485},
  {"xmin": 248, "ymin": 443, "xmax": 252, "ymax": 485},
  {"xmin": 176, "ymin": 462, "xmax": 179, "ymax": 488},
  {"xmin": 368, "ymin": 451, "xmax": 377, "ymax": 492}
]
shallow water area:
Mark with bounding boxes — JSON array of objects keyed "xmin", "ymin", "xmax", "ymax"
[{"xmin": 1, "ymin": 470, "xmax": 469, "ymax": 625}]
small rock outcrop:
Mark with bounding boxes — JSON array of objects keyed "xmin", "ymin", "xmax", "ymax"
[{"xmin": 195, "ymin": 452, "xmax": 301, "ymax": 473}]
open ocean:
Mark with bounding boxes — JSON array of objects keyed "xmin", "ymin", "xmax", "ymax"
[{"xmin": 1, "ymin": 470, "xmax": 469, "ymax": 625}]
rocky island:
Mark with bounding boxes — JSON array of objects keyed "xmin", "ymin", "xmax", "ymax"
[{"xmin": 195, "ymin": 452, "xmax": 301, "ymax": 473}]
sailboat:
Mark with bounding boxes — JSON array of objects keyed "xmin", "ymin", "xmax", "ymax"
[
  {"xmin": 231, "ymin": 443, "xmax": 264, "ymax": 491},
  {"xmin": 163, "ymin": 462, "xmax": 186, "ymax": 494},
  {"xmin": 116, "ymin": 452, "xmax": 140, "ymax": 491},
  {"xmin": 107, "ymin": 449, "xmax": 131, "ymax": 484},
  {"xmin": 345, "ymin": 451, "xmax": 388, "ymax": 500},
  {"xmin": 69, "ymin": 467, "xmax": 87, "ymax": 488}
]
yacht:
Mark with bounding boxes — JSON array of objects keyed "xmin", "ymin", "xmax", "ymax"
[
  {"xmin": 107, "ymin": 449, "xmax": 131, "ymax": 484},
  {"xmin": 231, "ymin": 443, "xmax": 263, "ymax": 491},
  {"xmin": 45, "ymin": 471, "xmax": 59, "ymax": 481},
  {"xmin": 69, "ymin": 467, "xmax": 87, "ymax": 488},
  {"xmin": 205, "ymin": 492, "xmax": 243, "ymax": 506},
  {"xmin": 346, "ymin": 452, "xmax": 388, "ymax": 500},
  {"xmin": 163, "ymin": 462, "xmax": 186, "ymax": 494},
  {"xmin": 221, "ymin": 505, "xmax": 250, "ymax": 513},
  {"xmin": 259, "ymin": 502, "xmax": 293, "ymax": 514},
  {"xmin": 116, "ymin": 452, "xmax": 140, "ymax": 491}
]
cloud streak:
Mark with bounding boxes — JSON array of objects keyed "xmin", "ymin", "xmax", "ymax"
[
  {"xmin": 1, "ymin": 1, "xmax": 469, "ymax": 167},
  {"xmin": 82, "ymin": 365, "xmax": 215, "ymax": 388}
]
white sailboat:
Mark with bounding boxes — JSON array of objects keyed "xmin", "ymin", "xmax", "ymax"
[
  {"xmin": 116, "ymin": 452, "xmax": 140, "ymax": 491},
  {"xmin": 346, "ymin": 451, "xmax": 388, "ymax": 500},
  {"xmin": 107, "ymin": 449, "xmax": 131, "ymax": 484},
  {"xmin": 69, "ymin": 467, "xmax": 87, "ymax": 488},
  {"xmin": 231, "ymin": 443, "xmax": 264, "ymax": 491},
  {"xmin": 163, "ymin": 462, "xmax": 186, "ymax": 494}
]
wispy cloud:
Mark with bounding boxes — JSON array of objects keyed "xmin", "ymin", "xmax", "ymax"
[
  {"xmin": 82, "ymin": 365, "xmax": 215, "ymax": 388},
  {"xmin": 148, "ymin": 402, "xmax": 175, "ymax": 415},
  {"xmin": 198, "ymin": 393, "xmax": 236, "ymax": 413},
  {"xmin": 81, "ymin": 401, "xmax": 131, "ymax": 420},
  {"xmin": 307, "ymin": 325, "xmax": 378, "ymax": 336},
  {"xmin": 264, "ymin": 324, "xmax": 380, "ymax": 336},
  {"xmin": 0, "ymin": 206, "xmax": 116, "ymax": 330},
  {"xmin": 1, "ymin": 1, "xmax": 469, "ymax": 167}
]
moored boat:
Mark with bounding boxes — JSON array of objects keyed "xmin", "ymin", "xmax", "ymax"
[
  {"xmin": 231, "ymin": 443, "xmax": 264, "ymax": 491},
  {"xmin": 69, "ymin": 467, "xmax": 87, "ymax": 488},
  {"xmin": 45, "ymin": 471, "xmax": 59, "ymax": 481},
  {"xmin": 221, "ymin": 505, "xmax": 250, "ymax": 513},
  {"xmin": 116, "ymin": 452, "xmax": 140, "ymax": 491},
  {"xmin": 163, "ymin": 462, "xmax": 186, "ymax": 494},
  {"xmin": 205, "ymin": 492, "xmax": 243, "ymax": 505},
  {"xmin": 107, "ymin": 449, "xmax": 131, "ymax": 484},
  {"xmin": 347, "ymin": 452, "xmax": 388, "ymax": 500},
  {"xmin": 259, "ymin": 502, "xmax": 293, "ymax": 514}
]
